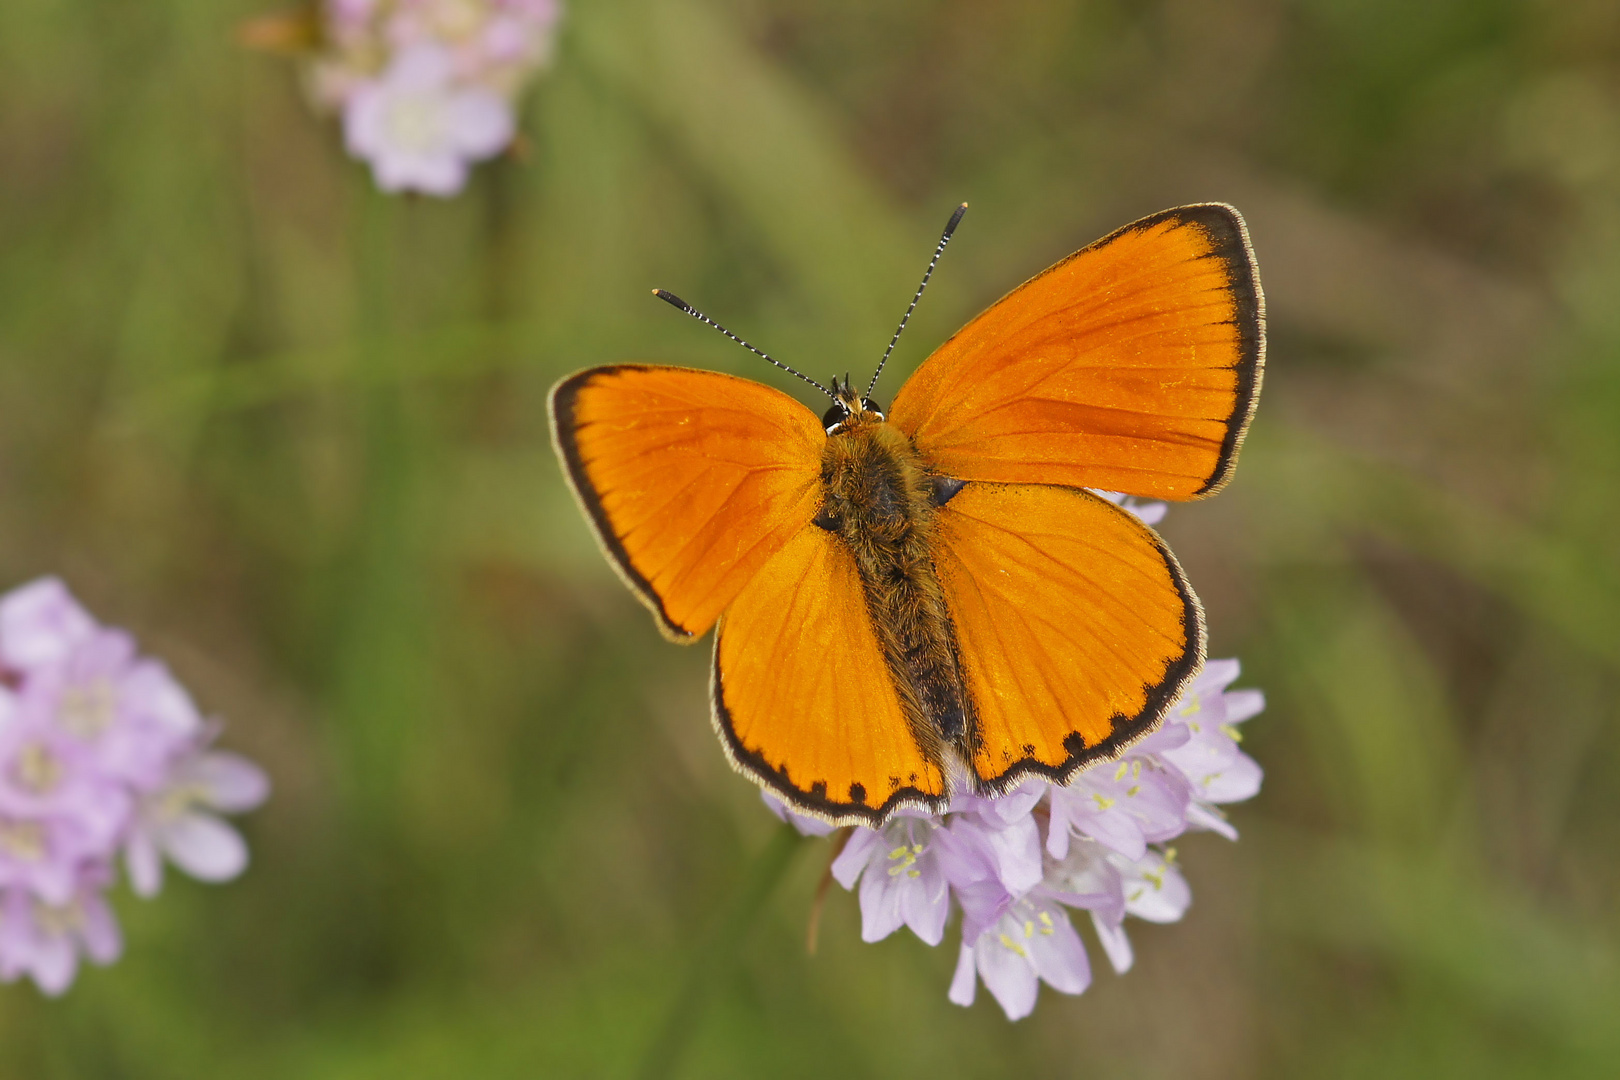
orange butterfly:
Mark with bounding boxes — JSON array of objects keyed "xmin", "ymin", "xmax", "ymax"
[{"xmin": 549, "ymin": 204, "xmax": 1264, "ymax": 826}]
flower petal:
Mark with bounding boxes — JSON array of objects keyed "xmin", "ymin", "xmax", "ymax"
[
  {"xmin": 125, "ymin": 830, "xmax": 164, "ymax": 898},
  {"xmin": 447, "ymin": 91, "xmax": 514, "ymax": 156},
  {"xmin": 78, "ymin": 893, "xmax": 122, "ymax": 965},
  {"xmin": 1199, "ymin": 751, "xmax": 1263, "ymax": 804},
  {"xmin": 900, "ymin": 859, "xmax": 950, "ymax": 946},
  {"xmin": 1196, "ymin": 658, "xmax": 1242, "ymax": 694},
  {"xmin": 1223, "ymin": 688, "xmax": 1265, "ymax": 724},
  {"xmin": 192, "ymin": 752, "xmax": 271, "ymax": 813},
  {"xmin": 1091, "ymin": 911, "xmax": 1134, "ymax": 974},
  {"xmin": 1072, "ymin": 804, "xmax": 1147, "ymax": 860},
  {"xmin": 1121, "ymin": 854, "xmax": 1192, "ymax": 923},
  {"xmin": 0, "ymin": 578, "xmax": 97, "ymax": 672},
  {"xmin": 981, "ymin": 814, "xmax": 1044, "ymax": 895},
  {"xmin": 1184, "ymin": 801, "xmax": 1239, "ymax": 840},
  {"xmin": 27, "ymin": 934, "xmax": 77, "ymax": 996},
  {"xmin": 830, "ymin": 827, "xmax": 880, "ymax": 888},
  {"xmin": 975, "ymin": 930, "xmax": 1039, "ymax": 1021},
  {"xmin": 160, "ymin": 813, "xmax": 249, "ymax": 882},
  {"xmin": 857, "ymin": 866, "xmax": 906, "ymax": 943},
  {"xmin": 954, "ymin": 878, "xmax": 1016, "ymax": 943},
  {"xmin": 1026, "ymin": 905, "xmax": 1090, "ymax": 995},
  {"xmin": 121, "ymin": 662, "xmax": 203, "ymax": 739},
  {"xmin": 947, "ymin": 943, "xmax": 978, "ymax": 1007}
]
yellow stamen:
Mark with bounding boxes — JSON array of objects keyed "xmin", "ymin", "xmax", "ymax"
[
  {"xmin": 0, "ymin": 819, "xmax": 46, "ymax": 861},
  {"xmin": 13, "ymin": 742, "xmax": 62, "ymax": 795},
  {"xmin": 57, "ymin": 680, "xmax": 117, "ymax": 738}
]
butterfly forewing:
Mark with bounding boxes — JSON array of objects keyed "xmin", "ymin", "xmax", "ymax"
[
  {"xmin": 932, "ymin": 483, "xmax": 1205, "ymax": 789},
  {"xmin": 713, "ymin": 526, "xmax": 949, "ymax": 824},
  {"xmin": 549, "ymin": 365, "xmax": 824, "ymax": 641},
  {"xmin": 889, "ymin": 204, "xmax": 1263, "ymax": 501}
]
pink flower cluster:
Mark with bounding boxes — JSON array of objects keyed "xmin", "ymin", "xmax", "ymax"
[
  {"xmin": 0, "ymin": 579, "xmax": 268, "ymax": 995},
  {"xmin": 769, "ymin": 659, "xmax": 1263, "ymax": 1020},
  {"xmin": 309, "ymin": 0, "xmax": 563, "ymax": 195}
]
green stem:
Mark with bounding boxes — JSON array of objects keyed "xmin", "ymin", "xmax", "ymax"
[{"xmin": 636, "ymin": 823, "xmax": 806, "ymax": 1080}]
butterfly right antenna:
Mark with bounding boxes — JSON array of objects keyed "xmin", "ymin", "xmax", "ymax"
[
  {"xmin": 652, "ymin": 290, "xmax": 833, "ymax": 400},
  {"xmin": 866, "ymin": 202, "xmax": 968, "ymax": 401}
]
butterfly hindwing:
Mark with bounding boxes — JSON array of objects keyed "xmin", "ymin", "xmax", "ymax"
[
  {"xmin": 889, "ymin": 203, "xmax": 1264, "ymax": 501},
  {"xmin": 713, "ymin": 525, "xmax": 949, "ymax": 824},
  {"xmin": 549, "ymin": 365, "xmax": 824, "ymax": 641},
  {"xmin": 932, "ymin": 482, "xmax": 1205, "ymax": 790}
]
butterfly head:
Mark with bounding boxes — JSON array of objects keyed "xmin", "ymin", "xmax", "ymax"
[{"xmin": 823, "ymin": 375, "xmax": 885, "ymax": 434}]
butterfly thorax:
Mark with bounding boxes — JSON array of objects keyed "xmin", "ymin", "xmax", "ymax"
[{"xmin": 817, "ymin": 419, "xmax": 978, "ymax": 768}]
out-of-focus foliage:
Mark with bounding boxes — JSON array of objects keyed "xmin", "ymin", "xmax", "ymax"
[{"xmin": 1, "ymin": 0, "xmax": 1618, "ymax": 1075}]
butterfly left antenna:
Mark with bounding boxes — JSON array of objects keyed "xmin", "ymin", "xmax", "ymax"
[
  {"xmin": 866, "ymin": 202, "xmax": 968, "ymax": 401},
  {"xmin": 652, "ymin": 290, "xmax": 833, "ymax": 399}
]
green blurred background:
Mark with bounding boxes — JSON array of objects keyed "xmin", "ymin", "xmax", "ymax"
[{"xmin": 3, "ymin": 0, "xmax": 1620, "ymax": 1075}]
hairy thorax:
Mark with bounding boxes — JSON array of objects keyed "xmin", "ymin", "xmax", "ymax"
[{"xmin": 816, "ymin": 414, "xmax": 976, "ymax": 766}]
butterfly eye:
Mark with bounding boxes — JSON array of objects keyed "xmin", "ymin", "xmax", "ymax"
[
  {"xmin": 822, "ymin": 400, "xmax": 850, "ymax": 430},
  {"xmin": 861, "ymin": 397, "xmax": 886, "ymax": 419}
]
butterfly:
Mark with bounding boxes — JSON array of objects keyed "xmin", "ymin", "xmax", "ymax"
[{"xmin": 549, "ymin": 204, "xmax": 1264, "ymax": 826}]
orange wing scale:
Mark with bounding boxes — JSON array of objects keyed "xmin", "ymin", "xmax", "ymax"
[
  {"xmin": 550, "ymin": 365, "xmax": 824, "ymax": 641},
  {"xmin": 890, "ymin": 204, "xmax": 1263, "ymax": 501},
  {"xmin": 713, "ymin": 526, "xmax": 947, "ymax": 823},
  {"xmin": 932, "ymin": 483, "xmax": 1205, "ymax": 789}
]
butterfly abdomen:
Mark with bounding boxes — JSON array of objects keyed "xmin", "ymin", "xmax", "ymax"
[{"xmin": 819, "ymin": 421, "xmax": 977, "ymax": 768}]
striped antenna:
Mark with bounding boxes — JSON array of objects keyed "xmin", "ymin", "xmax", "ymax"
[
  {"xmin": 866, "ymin": 202, "xmax": 968, "ymax": 400},
  {"xmin": 652, "ymin": 290, "xmax": 833, "ymax": 399}
]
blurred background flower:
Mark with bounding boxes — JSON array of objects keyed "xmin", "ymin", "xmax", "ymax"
[
  {"xmin": 3, "ymin": 0, "xmax": 1620, "ymax": 1075},
  {"xmin": 250, "ymin": 0, "xmax": 563, "ymax": 194},
  {"xmin": 0, "ymin": 579, "xmax": 267, "ymax": 995}
]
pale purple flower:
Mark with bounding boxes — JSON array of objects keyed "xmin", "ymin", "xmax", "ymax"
[
  {"xmin": 831, "ymin": 815, "xmax": 951, "ymax": 945},
  {"xmin": 343, "ymin": 44, "xmax": 515, "ymax": 196},
  {"xmin": 125, "ymin": 749, "xmax": 270, "ymax": 897},
  {"xmin": 16, "ymin": 627, "xmax": 202, "ymax": 793},
  {"xmin": 0, "ymin": 714, "xmax": 130, "ymax": 905},
  {"xmin": 948, "ymin": 893, "xmax": 1091, "ymax": 1021},
  {"xmin": 1147, "ymin": 659, "xmax": 1265, "ymax": 838},
  {"xmin": 0, "ymin": 577, "xmax": 96, "ymax": 675},
  {"xmin": 0, "ymin": 576, "xmax": 267, "ymax": 995},
  {"xmin": 0, "ymin": 870, "xmax": 121, "ymax": 996},
  {"xmin": 387, "ymin": 0, "xmax": 563, "ymax": 92},
  {"xmin": 946, "ymin": 783, "xmax": 1046, "ymax": 899},
  {"xmin": 1046, "ymin": 754, "xmax": 1190, "ymax": 861},
  {"xmin": 806, "ymin": 655, "xmax": 1264, "ymax": 1020},
  {"xmin": 1086, "ymin": 847, "xmax": 1193, "ymax": 975},
  {"xmin": 306, "ymin": 0, "xmax": 563, "ymax": 195},
  {"xmin": 1119, "ymin": 846, "xmax": 1191, "ymax": 923}
]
